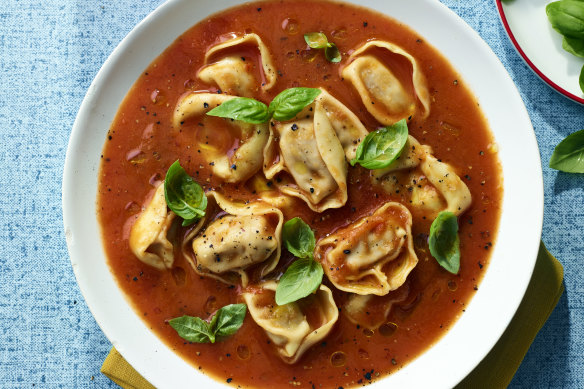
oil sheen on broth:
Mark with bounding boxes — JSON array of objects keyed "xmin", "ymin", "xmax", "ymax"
[{"xmin": 97, "ymin": 1, "xmax": 502, "ymax": 387}]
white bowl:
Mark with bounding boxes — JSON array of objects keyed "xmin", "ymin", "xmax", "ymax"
[{"xmin": 63, "ymin": 0, "xmax": 543, "ymax": 387}]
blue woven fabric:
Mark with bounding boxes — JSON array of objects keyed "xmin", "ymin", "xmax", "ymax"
[{"xmin": 0, "ymin": 0, "xmax": 582, "ymax": 387}]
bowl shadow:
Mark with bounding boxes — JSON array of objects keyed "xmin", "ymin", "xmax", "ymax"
[{"xmin": 553, "ymin": 171, "xmax": 584, "ymax": 197}]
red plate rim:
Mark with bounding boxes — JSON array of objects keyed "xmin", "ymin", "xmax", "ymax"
[{"xmin": 495, "ymin": 0, "xmax": 584, "ymax": 105}]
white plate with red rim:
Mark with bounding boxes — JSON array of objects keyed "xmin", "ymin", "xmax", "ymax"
[
  {"xmin": 496, "ymin": 0, "xmax": 584, "ymax": 105},
  {"xmin": 63, "ymin": 0, "xmax": 543, "ymax": 388}
]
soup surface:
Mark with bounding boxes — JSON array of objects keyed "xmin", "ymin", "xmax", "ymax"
[{"xmin": 97, "ymin": 1, "xmax": 502, "ymax": 387}]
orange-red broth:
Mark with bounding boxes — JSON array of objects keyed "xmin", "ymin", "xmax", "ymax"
[{"xmin": 97, "ymin": 1, "xmax": 502, "ymax": 387}]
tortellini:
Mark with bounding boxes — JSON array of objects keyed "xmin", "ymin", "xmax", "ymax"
[
  {"xmin": 129, "ymin": 183, "xmax": 176, "ymax": 270},
  {"xmin": 420, "ymin": 154, "xmax": 472, "ymax": 215},
  {"xmin": 342, "ymin": 40, "xmax": 431, "ymax": 125},
  {"xmin": 182, "ymin": 191, "xmax": 283, "ymax": 286},
  {"xmin": 242, "ymin": 281, "xmax": 339, "ymax": 364},
  {"xmin": 371, "ymin": 135, "xmax": 472, "ymax": 216},
  {"xmin": 198, "ymin": 33, "xmax": 277, "ymax": 96},
  {"xmin": 173, "ymin": 92, "xmax": 269, "ymax": 183},
  {"xmin": 263, "ymin": 88, "xmax": 368, "ymax": 212},
  {"xmin": 342, "ymin": 283, "xmax": 410, "ymax": 330},
  {"xmin": 246, "ymin": 174, "xmax": 299, "ymax": 213},
  {"xmin": 314, "ymin": 202, "xmax": 418, "ymax": 296}
]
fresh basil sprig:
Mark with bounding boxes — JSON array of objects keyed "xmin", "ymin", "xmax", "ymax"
[
  {"xmin": 428, "ymin": 211, "xmax": 460, "ymax": 274},
  {"xmin": 350, "ymin": 119, "xmax": 409, "ymax": 170},
  {"xmin": 549, "ymin": 129, "xmax": 584, "ymax": 173},
  {"xmin": 169, "ymin": 303, "xmax": 247, "ymax": 344},
  {"xmin": 205, "ymin": 88, "xmax": 321, "ymax": 124},
  {"xmin": 268, "ymin": 88, "xmax": 322, "ymax": 121},
  {"xmin": 275, "ymin": 217, "xmax": 323, "ymax": 306},
  {"xmin": 546, "ymin": 1, "xmax": 584, "ymax": 93},
  {"xmin": 206, "ymin": 97, "xmax": 269, "ymax": 124},
  {"xmin": 164, "ymin": 161, "xmax": 207, "ymax": 226},
  {"xmin": 304, "ymin": 32, "xmax": 341, "ymax": 63}
]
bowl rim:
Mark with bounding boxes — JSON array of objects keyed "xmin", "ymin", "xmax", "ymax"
[{"xmin": 63, "ymin": 0, "xmax": 543, "ymax": 388}]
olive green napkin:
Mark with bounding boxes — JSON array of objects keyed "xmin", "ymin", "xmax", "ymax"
[
  {"xmin": 101, "ymin": 241, "xmax": 564, "ymax": 389},
  {"xmin": 101, "ymin": 348, "xmax": 156, "ymax": 389}
]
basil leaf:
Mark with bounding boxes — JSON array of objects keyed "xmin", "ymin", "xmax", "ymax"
[
  {"xmin": 164, "ymin": 160, "xmax": 207, "ymax": 226},
  {"xmin": 207, "ymin": 97, "xmax": 269, "ymax": 124},
  {"xmin": 546, "ymin": 1, "xmax": 584, "ymax": 39},
  {"xmin": 549, "ymin": 128, "xmax": 584, "ymax": 173},
  {"xmin": 282, "ymin": 217, "xmax": 316, "ymax": 259},
  {"xmin": 304, "ymin": 32, "xmax": 329, "ymax": 49},
  {"xmin": 277, "ymin": 218, "xmax": 321, "ymax": 304},
  {"xmin": 209, "ymin": 303, "xmax": 247, "ymax": 339},
  {"xmin": 275, "ymin": 258, "xmax": 324, "ymax": 305},
  {"xmin": 429, "ymin": 211, "xmax": 460, "ymax": 274},
  {"xmin": 325, "ymin": 43, "xmax": 341, "ymax": 63},
  {"xmin": 268, "ymin": 88, "xmax": 321, "ymax": 121},
  {"xmin": 580, "ymin": 64, "xmax": 584, "ymax": 93},
  {"xmin": 169, "ymin": 304, "xmax": 247, "ymax": 344},
  {"xmin": 350, "ymin": 119, "xmax": 409, "ymax": 169},
  {"xmin": 169, "ymin": 315, "xmax": 216, "ymax": 343},
  {"xmin": 562, "ymin": 36, "xmax": 584, "ymax": 57}
]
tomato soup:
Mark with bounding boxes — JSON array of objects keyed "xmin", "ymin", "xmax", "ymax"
[{"xmin": 97, "ymin": 1, "xmax": 502, "ymax": 387}]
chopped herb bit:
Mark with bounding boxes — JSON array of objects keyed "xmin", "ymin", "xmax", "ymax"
[{"xmin": 303, "ymin": 32, "xmax": 342, "ymax": 63}]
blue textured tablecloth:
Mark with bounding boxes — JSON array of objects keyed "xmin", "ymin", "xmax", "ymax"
[{"xmin": 0, "ymin": 0, "xmax": 582, "ymax": 387}]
